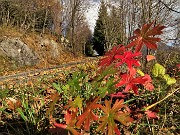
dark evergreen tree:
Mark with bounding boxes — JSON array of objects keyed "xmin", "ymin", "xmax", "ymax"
[{"xmin": 92, "ymin": 0, "xmax": 108, "ymax": 56}]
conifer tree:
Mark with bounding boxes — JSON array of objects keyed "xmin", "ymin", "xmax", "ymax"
[{"xmin": 93, "ymin": 0, "xmax": 108, "ymax": 56}]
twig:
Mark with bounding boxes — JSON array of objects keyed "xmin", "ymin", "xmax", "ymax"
[
  {"xmin": 144, "ymin": 88, "xmax": 179, "ymax": 111},
  {"xmin": 159, "ymin": 0, "xmax": 180, "ymax": 13}
]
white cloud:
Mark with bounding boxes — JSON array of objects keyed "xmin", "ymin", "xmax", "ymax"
[{"xmin": 85, "ymin": 0, "xmax": 100, "ymax": 32}]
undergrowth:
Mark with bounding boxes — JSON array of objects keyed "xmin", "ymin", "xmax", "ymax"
[{"xmin": 0, "ymin": 22, "xmax": 179, "ymax": 135}]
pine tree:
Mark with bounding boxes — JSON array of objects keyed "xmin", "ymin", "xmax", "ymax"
[{"xmin": 93, "ymin": 0, "xmax": 108, "ymax": 56}]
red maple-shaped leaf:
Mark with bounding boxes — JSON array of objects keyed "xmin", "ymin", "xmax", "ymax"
[
  {"xmin": 76, "ymin": 97, "xmax": 101, "ymax": 131},
  {"xmin": 54, "ymin": 110, "xmax": 80, "ymax": 135},
  {"xmin": 99, "ymin": 45, "xmax": 125, "ymax": 67},
  {"xmin": 116, "ymin": 68, "xmax": 147, "ymax": 94},
  {"xmin": 97, "ymin": 99, "xmax": 133, "ymax": 135},
  {"xmin": 115, "ymin": 51, "xmax": 141, "ymax": 69},
  {"xmin": 127, "ymin": 22, "xmax": 166, "ymax": 52}
]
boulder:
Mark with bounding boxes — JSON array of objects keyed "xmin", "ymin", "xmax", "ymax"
[
  {"xmin": 40, "ymin": 39, "xmax": 60, "ymax": 58},
  {"xmin": 0, "ymin": 38, "xmax": 39, "ymax": 66}
]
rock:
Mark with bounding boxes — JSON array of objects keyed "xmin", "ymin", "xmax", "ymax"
[
  {"xmin": 40, "ymin": 39, "xmax": 60, "ymax": 58},
  {"xmin": 0, "ymin": 38, "xmax": 39, "ymax": 66},
  {"xmin": 50, "ymin": 40, "xmax": 60, "ymax": 58}
]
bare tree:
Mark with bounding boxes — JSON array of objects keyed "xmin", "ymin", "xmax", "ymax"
[
  {"xmin": 98, "ymin": 0, "xmax": 179, "ymax": 51},
  {"xmin": 0, "ymin": 0, "xmax": 63, "ymax": 34},
  {"xmin": 62, "ymin": 0, "xmax": 90, "ymax": 55}
]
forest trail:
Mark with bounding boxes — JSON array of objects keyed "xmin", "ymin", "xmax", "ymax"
[{"xmin": 0, "ymin": 57, "xmax": 100, "ymax": 88}]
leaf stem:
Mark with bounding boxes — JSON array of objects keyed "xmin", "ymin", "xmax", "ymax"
[{"xmin": 144, "ymin": 88, "xmax": 179, "ymax": 111}]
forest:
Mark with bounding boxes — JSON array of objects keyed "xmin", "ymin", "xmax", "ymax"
[{"xmin": 0, "ymin": 0, "xmax": 179, "ymax": 135}]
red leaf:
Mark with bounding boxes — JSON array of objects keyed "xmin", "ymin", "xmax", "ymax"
[
  {"xmin": 144, "ymin": 83, "xmax": 154, "ymax": 91},
  {"xmin": 111, "ymin": 92, "xmax": 126, "ymax": 98},
  {"xmin": 127, "ymin": 22, "xmax": 166, "ymax": 52},
  {"xmin": 97, "ymin": 99, "xmax": 133, "ymax": 135},
  {"xmin": 114, "ymin": 126, "xmax": 121, "ymax": 135},
  {"xmin": 176, "ymin": 64, "xmax": 180, "ymax": 70},
  {"xmin": 115, "ymin": 51, "xmax": 141, "ymax": 69},
  {"xmin": 146, "ymin": 55, "xmax": 156, "ymax": 62},
  {"xmin": 64, "ymin": 110, "xmax": 77, "ymax": 126},
  {"xmin": 145, "ymin": 110, "xmax": 159, "ymax": 119},
  {"xmin": 76, "ymin": 97, "xmax": 101, "ymax": 131},
  {"xmin": 142, "ymin": 74, "xmax": 154, "ymax": 91},
  {"xmin": 116, "ymin": 68, "xmax": 147, "ymax": 94},
  {"xmin": 54, "ymin": 110, "xmax": 80, "ymax": 135},
  {"xmin": 99, "ymin": 45, "xmax": 125, "ymax": 67},
  {"xmin": 54, "ymin": 123, "xmax": 67, "ymax": 129}
]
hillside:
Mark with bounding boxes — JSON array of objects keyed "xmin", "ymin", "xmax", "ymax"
[{"xmin": 0, "ymin": 26, "xmax": 85, "ymax": 76}]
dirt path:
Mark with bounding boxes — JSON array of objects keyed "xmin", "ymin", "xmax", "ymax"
[{"xmin": 0, "ymin": 57, "xmax": 99, "ymax": 87}]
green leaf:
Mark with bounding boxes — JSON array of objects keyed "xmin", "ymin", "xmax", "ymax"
[
  {"xmin": 137, "ymin": 69, "xmax": 145, "ymax": 76},
  {"xmin": 0, "ymin": 89, "xmax": 9, "ymax": 99},
  {"xmin": 163, "ymin": 74, "xmax": 176, "ymax": 85},
  {"xmin": 65, "ymin": 95, "xmax": 83, "ymax": 111},
  {"xmin": 67, "ymin": 72, "xmax": 86, "ymax": 93},
  {"xmin": 97, "ymin": 77, "xmax": 117, "ymax": 98},
  {"xmin": 96, "ymin": 65, "xmax": 118, "ymax": 82},
  {"xmin": 52, "ymin": 83, "xmax": 62, "ymax": 93},
  {"xmin": 22, "ymin": 101, "xmax": 29, "ymax": 110},
  {"xmin": 98, "ymin": 87, "xmax": 108, "ymax": 98},
  {"xmin": 73, "ymin": 95, "xmax": 83, "ymax": 110},
  {"xmin": 0, "ymin": 107, "xmax": 6, "ymax": 112},
  {"xmin": 17, "ymin": 108, "xmax": 28, "ymax": 121},
  {"xmin": 152, "ymin": 63, "xmax": 165, "ymax": 77},
  {"xmin": 62, "ymin": 84, "xmax": 70, "ymax": 94}
]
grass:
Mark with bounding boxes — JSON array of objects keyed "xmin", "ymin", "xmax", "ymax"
[
  {"xmin": 0, "ymin": 60, "xmax": 179, "ymax": 135},
  {"xmin": 0, "ymin": 56, "xmax": 17, "ymax": 75},
  {"xmin": 0, "ymin": 62, "xmax": 97, "ymax": 134},
  {"xmin": 0, "ymin": 74, "xmax": 62, "ymax": 134},
  {"xmin": 0, "ymin": 25, "xmax": 179, "ymax": 134}
]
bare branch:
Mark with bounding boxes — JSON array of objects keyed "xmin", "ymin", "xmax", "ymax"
[{"xmin": 159, "ymin": 0, "xmax": 180, "ymax": 13}]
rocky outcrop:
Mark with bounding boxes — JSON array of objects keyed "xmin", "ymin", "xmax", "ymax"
[
  {"xmin": 0, "ymin": 38, "xmax": 39, "ymax": 66},
  {"xmin": 40, "ymin": 39, "xmax": 59, "ymax": 58}
]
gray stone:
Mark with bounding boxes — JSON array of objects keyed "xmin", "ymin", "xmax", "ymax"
[
  {"xmin": 40, "ymin": 38, "xmax": 60, "ymax": 58},
  {"xmin": 0, "ymin": 38, "xmax": 39, "ymax": 66}
]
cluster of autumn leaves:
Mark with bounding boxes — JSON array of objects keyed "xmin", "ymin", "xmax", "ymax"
[{"xmin": 50, "ymin": 22, "xmax": 177, "ymax": 135}]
